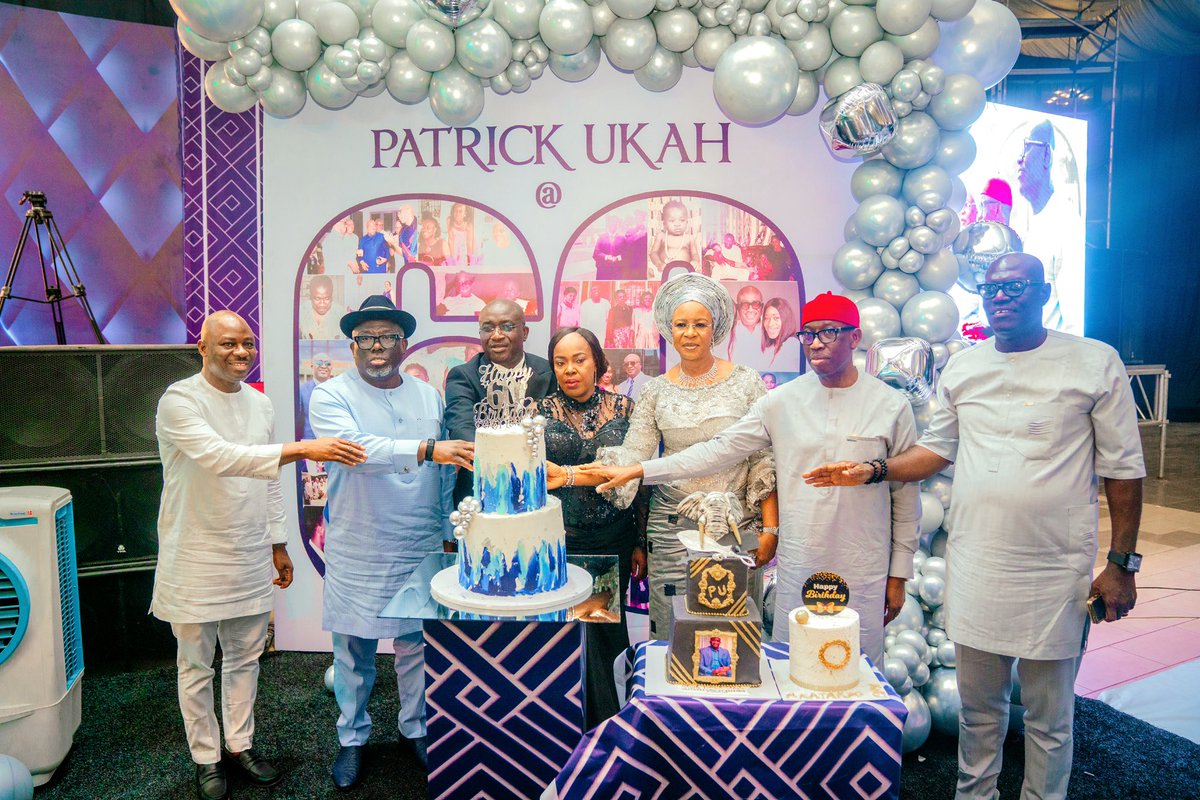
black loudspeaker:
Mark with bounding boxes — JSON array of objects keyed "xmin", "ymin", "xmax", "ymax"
[{"xmin": 0, "ymin": 345, "xmax": 202, "ymax": 467}]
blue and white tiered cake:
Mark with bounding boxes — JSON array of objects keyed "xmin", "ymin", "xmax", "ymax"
[{"xmin": 452, "ymin": 366, "xmax": 567, "ymax": 596}]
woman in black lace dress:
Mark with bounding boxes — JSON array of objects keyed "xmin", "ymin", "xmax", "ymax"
[{"xmin": 540, "ymin": 327, "xmax": 647, "ymax": 726}]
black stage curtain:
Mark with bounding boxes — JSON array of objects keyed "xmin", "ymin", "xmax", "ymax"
[
  {"xmin": 1, "ymin": 0, "xmax": 175, "ymax": 26},
  {"xmin": 1109, "ymin": 55, "xmax": 1200, "ymax": 419}
]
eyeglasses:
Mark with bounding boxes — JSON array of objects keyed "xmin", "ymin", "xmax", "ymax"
[
  {"xmin": 480, "ymin": 323, "xmax": 519, "ymax": 335},
  {"xmin": 797, "ymin": 326, "xmax": 856, "ymax": 345},
  {"xmin": 738, "ymin": 300, "xmax": 763, "ymax": 309},
  {"xmin": 314, "ymin": 359, "xmax": 332, "ymax": 367},
  {"xmin": 352, "ymin": 333, "xmax": 405, "ymax": 349},
  {"xmin": 977, "ymin": 280, "xmax": 1045, "ymax": 299}
]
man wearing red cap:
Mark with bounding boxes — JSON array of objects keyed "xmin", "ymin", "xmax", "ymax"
[
  {"xmin": 979, "ymin": 178, "xmax": 1013, "ymax": 225},
  {"xmin": 585, "ymin": 291, "xmax": 919, "ymax": 664}
]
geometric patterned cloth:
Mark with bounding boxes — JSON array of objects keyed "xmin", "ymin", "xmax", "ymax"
[
  {"xmin": 550, "ymin": 642, "xmax": 906, "ymax": 800},
  {"xmin": 425, "ymin": 620, "xmax": 585, "ymax": 800}
]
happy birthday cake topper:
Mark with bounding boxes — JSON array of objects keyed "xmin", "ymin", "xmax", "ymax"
[
  {"xmin": 802, "ymin": 572, "xmax": 850, "ymax": 615},
  {"xmin": 473, "ymin": 363, "xmax": 535, "ymax": 429}
]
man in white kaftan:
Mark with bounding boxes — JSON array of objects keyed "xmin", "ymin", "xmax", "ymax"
[
  {"xmin": 154, "ymin": 311, "xmax": 364, "ymax": 800},
  {"xmin": 310, "ymin": 295, "xmax": 473, "ymax": 789}
]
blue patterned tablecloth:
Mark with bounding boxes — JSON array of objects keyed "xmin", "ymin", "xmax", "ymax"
[{"xmin": 549, "ymin": 641, "xmax": 907, "ymax": 800}]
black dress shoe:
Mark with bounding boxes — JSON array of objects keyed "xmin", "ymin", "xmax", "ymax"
[
  {"xmin": 225, "ymin": 747, "xmax": 282, "ymax": 786},
  {"xmin": 408, "ymin": 736, "xmax": 428, "ymax": 769},
  {"xmin": 195, "ymin": 762, "xmax": 229, "ymax": 800},
  {"xmin": 332, "ymin": 745, "xmax": 364, "ymax": 790}
]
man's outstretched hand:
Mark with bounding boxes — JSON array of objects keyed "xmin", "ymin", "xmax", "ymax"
[
  {"xmin": 303, "ymin": 438, "xmax": 367, "ymax": 466},
  {"xmin": 432, "ymin": 440, "xmax": 474, "ymax": 470},
  {"xmin": 802, "ymin": 461, "xmax": 872, "ymax": 487},
  {"xmin": 576, "ymin": 463, "xmax": 643, "ymax": 492}
]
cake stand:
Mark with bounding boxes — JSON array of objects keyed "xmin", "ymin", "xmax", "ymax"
[{"xmin": 430, "ymin": 563, "xmax": 594, "ymax": 614}]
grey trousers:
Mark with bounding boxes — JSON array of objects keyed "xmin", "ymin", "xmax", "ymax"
[{"xmin": 955, "ymin": 643, "xmax": 1083, "ymax": 800}]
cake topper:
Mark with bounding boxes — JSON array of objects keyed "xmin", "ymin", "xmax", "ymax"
[
  {"xmin": 473, "ymin": 362, "xmax": 536, "ymax": 429},
  {"xmin": 802, "ymin": 571, "xmax": 850, "ymax": 615},
  {"xmin": 676, "ymin": 491, "xmax": 743, "ymax": 549}
]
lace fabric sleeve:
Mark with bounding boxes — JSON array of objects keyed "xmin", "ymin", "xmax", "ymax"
[
  {"xmin": 596, "ymin": 380, "xmax": 662, "ymax": 509},
  {"xmin": 740, "ymin": 368, "xmax": 777, "ymax": 512}
]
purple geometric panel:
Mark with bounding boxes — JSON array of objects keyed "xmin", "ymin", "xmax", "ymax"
[
  {"xmin": 100, "ymin": 156, "xmax": 183, "ymax": 259},
  {"xmin": 47, "ymin": 72, "xmax": 142, "ymax": 194},
  {"xmin": 0, "ymin": 68, "xmax": 45, "ymax": 177},
  {"xmin": 5, "ymin": 135, "xmax": 100, "ymax": 237},
  {"xmin": 58, "ymin": 11, "xmax": 120, "ymax": 61},
  {"xmin": 97, "ymin": 26, "xmax": 179, "ymax": 133},
  {"xmin": 0, "ymin": 10, "xmax": 91, "ymax": 125}
]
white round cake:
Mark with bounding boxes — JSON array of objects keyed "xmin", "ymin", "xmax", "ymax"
[{"xmin": 788, "ymin": 607, "xmax": 861, "ymax": 692}]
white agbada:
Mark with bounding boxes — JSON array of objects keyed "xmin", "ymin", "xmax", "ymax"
[
  {"xmin": 641, "ymin": 371, "xmax": 919, "ymax": 663},
  {"xmin": 918, "ymin": 331, "xmax": 1145, "ymax": 660},
  {"xmin": 153, "ymin": 373, "xmax": 285, "ymax": 623}
]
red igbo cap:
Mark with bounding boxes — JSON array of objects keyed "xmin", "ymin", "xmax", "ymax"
[
  {"xmin": 981, "ymin": 178, "xmax": 1013, "ymax": 207},
  {"xmin": 801, "ymin": 292, "xmax": 860, "ymax": 328}
]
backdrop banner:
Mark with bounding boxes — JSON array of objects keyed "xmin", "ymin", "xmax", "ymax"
[{"xmin": 249, "ymin": 64, "xmax": 856, "ymax": 650}]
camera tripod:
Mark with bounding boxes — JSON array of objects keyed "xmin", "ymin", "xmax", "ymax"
[{"xmin": 1, "ymin": 190, "xmax": 106, "ymax": 344}]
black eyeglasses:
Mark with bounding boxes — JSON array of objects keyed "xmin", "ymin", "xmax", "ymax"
[
  {"xmin": 480, "ymin": 323, "xmax": 518, "ymax": 335},
  {"xmin": 977, "ymin": 280, "xmax": 1045, "ymax": 299},
  {"xmin": 353, "ymin": 333, "xmax": 405, "ymax": 349},
  {"xmin": 796, "ymin": 326, "xmax": 856, "ymax": 345}
]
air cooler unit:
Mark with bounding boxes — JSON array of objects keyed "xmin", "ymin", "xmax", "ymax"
[{"xmin": 0, "ymin": 486, "xmax": 84, "ymax": 786}]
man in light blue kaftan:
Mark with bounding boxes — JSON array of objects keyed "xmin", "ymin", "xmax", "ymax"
[{"xmin": 309, "ymin": 295, "xmax": 474, "ymax": 788}]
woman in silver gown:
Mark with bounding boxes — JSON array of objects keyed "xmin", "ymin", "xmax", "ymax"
[{"xmin": 600, "ymin": 272, "xmax": 778, "ymax": 639}]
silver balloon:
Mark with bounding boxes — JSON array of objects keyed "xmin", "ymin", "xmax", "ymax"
[
  {"xmin": 407, "ymin": 19, "xmax": 456, "ymax": 71},
  {"xmin": 890, "ymin": 68, "xmax": 921, "ymax": 101},
  {"xmin": 898, "ymin": 249, "xmax": 925, "ymax": 273},
  {"xmin": 921, "ymin": 555, "xmax": 946, "ymax": 577},
  {"xmin": 635, "ymin": 46, "xmax": 683, "ymax": 90},
  {"xmin": 854, "ymin": 194, "xmax": 905, "ymax": 247},
  {"xmin": 881, "ymin": 110, "xmax": 938, "ymax": 169},
  {"xmin": 887, "ymin": 235, "xmax": 911, "ymax": 259},
  {"xmin": 902, "ymin": 164, "xmax": 951, "ymax": 206},
  {"xmin": 315, "ymin": 2, "xmax": 361, "ymax": 44},
  {"xmin": 856, "ymin": 298, "xmax": 903, "ymax": 350},
  {"xmin": 429, "ymin": 61, "xmax": 486, "ymax": 124},
  {"xmin": 912, "ymin": 548, "xmax": 927, "ymax": 575},
  {"xmin": 548, "ymin": 36, "xmax": 602, "ymax": 80},
  {"xmin": 330, "ymin": 47, "xmax": 359, "ymax": 77},
  {"xmin": 609, "ymin": 0, "xmax": 657, "ymax": 18},
  {"xmin": 883, "ymin": 657, "xmax": 910, "ymax": 691},
  {"xmin": 929, "ymin": 71, "xmax": 987, "ymax": 130},
  {"xmin": 456, "ymin": 19, "xmax": 513, "ymax": 78},
  {"xmin": 934, "ymin": 129, "xmax": 977, "ymax": 174},
  {"xmin": 852, "ymin": 348, "xmax": 869, "ymax": 374},
  {"xmin": 591, "ymin": 2, "xmax": 617, "ymax": 36},
  {"xmin": 930, "ymin": 341, "xmax": 949, "ymax": 368},
  {"xmin": 923, "ymin": 474, "xmax": 952, "ymax": 508},
  {"xmin": 912, "ymin": 661, "xmax": 931, "ymax": 687},
  {"xmin": 693, "ymin": 26, "xmax": 735, "ymax": 69},
  {"xmin": 653, "ymin": 7, "xmax": 700, "ymax": 51},
  {"xmin": 953, "ymin": 221, "xmax": 1022, "ymax": 293},
  {"xmin": 422, "ymin": 0, "xmax": 488, "ymax": 27},
  {"xmin": 851, "ymin": 159, "xmax": 904, "ymax": 201},
  {"xmin": 929, "ymin": 605, "xmax": 948, "ymax": 629},
  {"xmin": 787, "ymin": 70, "xmax": 821, "ymax": 116},
  {"xmin": 936, "ymin": 641, "xmax": 957, "ymax": 668},
  {"xmin": 357, "ymin": 60, "xmax": 383, "ymax": 85},
  {"xmin": 919, "ymin": 62, "xmax": 945, "ymax": 94},
  {"xmin": 890, "ymin": 642, "xmax": 920, "ymax": 673},
  {"xmin": 232, "ymin": 44, "xmax": 264, "ymax": 75},
  {"xmin": 931, "ymin": 0, "xmax": 1020, "ymax": 90},
  {"xmin": 867, "ymin": 335, "xmax": 934, "ymax": 403},
  {"xmin": 918, "ymin": 573, "xmax": 946, "ymax": 611},
  {"xmin": 858, "ymin": 40, "xmax": 903, "ymax": 84},
  {"xmin": 917, "ymin": 247, "xmax": 957, "ymax": 292},
  {"xmin": 884, "ymin": 16, "xmax": 940, "ymax": 59},
  {"xmin": 925, "ymin": 208, "xmax": 957, "ymax": 236},
  {"xmin": 246, "ymin": 64, "xmax": 275, "ymax": 90},
  {"xmin": 819, "ymin": 82, "xmax": 895, "ymax": 154},
  {"xmin": 258, "ymin": 64, "xmax": 307, "ymax": 117},
  {"xmin": 384, "ymin": 51, "xmax": 431, "ymax": 101},
  {"xmin": 881, "ymin": 249, "xmax": 901, "ymax": 270},
  {"xmin": 911, "ymin": 389, "xmax": 941, "ymax": 434},
  {"xmin": 307, "ymin": 60, "xmax": 357, "ymax": 108},
  {"xmin": 822, "ymin": 57, "xmax": 863, "ymax": 101},
  {"xmin": 872, "ymin": 271, "xmax": 920, "ymax": 309},
  {"xmin": 931, "ymin": 0, "xmax": 974, "ymax": 21},
  {"xmin": 170, "ymin": 0, "xmax": 263, "ymax": 42},
  {"xmin": 906, "ymin": 225, "xmax": 939, "ymax": 255},
  {"xmin": 925, "ymin": 627, "xmax": 947, "ymax": 648},
  {"xmin": 844, "ymin": 215, "xmax": 860, "ymax": 242},
  {"xmin": 889, "ymin": 593, "xmax": 925, "ymax": 633},
  {"xmin": 297, "ymin": 0, "xmax": 332, "ymax": 26},
  {"xmin": 271, "ymin": 19, "xmax": 323, "ymax": 71},
  {"xmin": 342, "ymin": 0, "xmax": 377, "ymax": 26},
  {"xmin": 204, "ymin": 59, "xmax": 258, "ymax": 112},
  {"xmin": 924, "ymin": 666, "xmax": 961, "ymax": 735},
  {"xmin": 540, "ymin": 0, "xmax": 595, "ymax": 54},
  {"xmin": 833, "ymin": 241, "xmax": 884, "ymax": 289},
  {"xmin": 926, "ymin": 527, "xmax": 948, "ymax": 557},
  {"xmin": 778, "ymin": 14, "xmax": 809, "ymax": 41},
  {"xmin": 829, "ymin": 6, "xmax": 882, "ymax": 57},
  {"xmin": 262, "ymin": 0, "xmax": 299, "ymax": 30},
  {"xmin": 901, "ymin": 290, "xmax": 959, "ymax": 342},
  {"xmin": 713, "ymin": 36, "xmax": 799, "ymax": 125},
  {"xmin": 785, "ymin": 22, "xmax": 832, "ymax": 70},
  {"xmin": 902, "ymin": 689, "xmax": 932, "ymax": 752},
  {"xmin": 373, "ymin": 0, "xmax": 427, "ymax": 45},
  {"xmin": 904, "ymin": 206, "xmax": 925, "ymax": 229},
  {"xmin": 842, "ymin": 287, "xmax": 874, "ymax": 303},
  {"xmin": 494, "ymin": 0, "xmax": 546, "ymax": 38},
  {"xmin": 359, "ymin": 36, "xmax": 389, "ymax": 62},
  {"xmin": 896, "ymin": 629, "xmax": 930, "ymax": 659},
  {"xmin": 604, "ymin": 18, "xmax": 657, "ymax": 70},
  {"xmin": 876, "ymin": 0, "xmax": 932, "ymax": 37},
  {"xmin": 178, "ymin": 20, "xmax": 235, "ymax": 60}
]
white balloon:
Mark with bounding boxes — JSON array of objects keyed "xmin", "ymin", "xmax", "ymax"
[
  {"xmin": 608, "ymin": 0, "xmax": 657, "ymax": 19},
  {"xmin": 540, "ymin": 0, "xmax": 596, "ymax": 54},
  {"xmin": 604, "ymin": 17, "xmax": 657, "ymax": 70},
  {"xmin": 634, "ymin": 46, "xmax": 683, "ymax": 90},
  {"xmin": 373, "ymin": 0, "xmax": 427, "ymax": 46},
  {"xmin": 307, "ymin": 60, "xmax": 357, "ymax": 107},
  {"xmin": 931, "ymin": 0, "xmax": 1020, "ymax": 89},
  {"xmin": 713, "ymin": 36, "xmax": 799, "ymax": 125},
  {"xmin": 548, "ymin": 36, "xmax": 603, "ymax": 80},
  {"xmin": 456, "ymin": 19, "xmax": 514, "ymax": 78},
  {"xmin": 297, "ymin": 0, "xmax": 332, "ymax": 25},
  {"xmin": 876, "ymin": 0, "xmax": 931, "ymax": 37},
  {"xmin": 919, "ymin": 491, "xmax": 944, "ymax": 533},
  {"xmin": 786, "ymin": 70, "xmax": 820, "ymax": 115},
  {"xmin": 591, "ymin": 2, "xmax": 618, "ymax": 35},
  {"xmin": 785, "ymin": 21, "xmax": 831, "ymax": 70},
  {"xmin": 494, "ymin": 0, "xmax": 547, "ymax": 38},
  {"xmin": 858, "ymin": 40, "xmax": 903, "ymax": 84},
  {"xmin": 178, "ymin": 20, "xmax": 235, "ymax": 60},
  {"xmin": 778, "ymin": 14, "xmax": 809, "ymax": 41},
  {"xmin": 829, "ymin": 6, "xmax": 881, "ymax": 57},
  {"xmin": 357, "ymin": 60, "xmax": 383, "ymax": 84},
  {"xmin": 271, "ymin": 18, "xmax": 323, "ymax": 70},
  {"xmin": 429, "ymin": 61, "xmax": 486, "ymax": 124},
  {"xmin": 884, "ymin": 16, "xmax": 939, "ymax": 59},
  {"xmin": 693, "ymin": 26, "xmax": 735, "ymax": 69},
  {"xmin": 901, "ymin": 290, "xmax": 959, "ymax": 341},
  {"xmin": 204, "ymin": 59, "xmax": 258, "ymax": 112},
  {"xmin": 407, "ymin": 19, "xmax": 456, "ymax": 71},
  {"xmin": 653, "ymin": 8, "xmax": 700, "ymax": 51},
  {"xmin": 258, "ymin": 64, "xmax": 307, "ymax": 116},
  {"xmin": 921, "ymin": 555, "xmax": 946, "ymax": 578},
  {"xmin": 262, "ymin": 0, "xmax": 298, "ymax": 30},
  {"xmin": 170, "ymin": 0, "xmax": 264, "ymax": 42},
  {"xmin": 315, "ymin": 1, "xmax": 361, "ymax": 43}
]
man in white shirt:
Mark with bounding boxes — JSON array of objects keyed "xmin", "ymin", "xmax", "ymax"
[
  {"xmin": 726, "ymin": 285, "xmax": 765, "ymax": 365},
  {"xmin": 616, "ymin": 352, "xmax": 651, "ymax": 400},
  {"xmin": 579, "ymin": 283, "xmax": 611, "ymax": 339},
  {"xmin": 804, "ymin": 253, "xmax": 1145, "ymax": 800},
  {"xmin": 154, "ymin": 311, "xmax": 364, "ymax": 800},
  {"xmin": 709, "ymin": 233, "xmax": 750, "ymax": 281},
  {"xmin": 301, "ymin": 275, "xmax": 339, "ymax": 340}
]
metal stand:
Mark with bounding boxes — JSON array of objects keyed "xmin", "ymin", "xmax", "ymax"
[
  {"xmin": 1, "ymin": 190, "xmax": 106, "ymax": 344},
  {"xmin": 1126, "ymin": 364, "xmax": 1170, "ymax": 479}
]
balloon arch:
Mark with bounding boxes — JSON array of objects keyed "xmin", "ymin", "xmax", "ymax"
[{"xmin": 173, "ymin": 0, "xmax": 1025, "ymax": 753}]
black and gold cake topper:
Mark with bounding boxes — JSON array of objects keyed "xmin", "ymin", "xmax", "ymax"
[
  {"xmin": 697, "ymin": 561, "xmax": 735, "ymax": 611},
  {"xmin": 802, "ymin": 571, "xmax": 849, "ymax": 615}
]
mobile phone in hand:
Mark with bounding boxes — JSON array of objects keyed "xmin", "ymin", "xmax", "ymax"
[{"xmin": 1087, "ymin": 594, "xmax": 1107, "ymax": 624}]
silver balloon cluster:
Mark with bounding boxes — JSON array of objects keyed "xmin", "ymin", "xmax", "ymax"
[
  {"xmin": 449, "ymin": 495, "xmax": 481, "ymax": 538},
  {"xmin": 867, "ymin": 336, "xmax": 934, "ymax": 405},
  {"xmin": 952, "ymin": 220, "xmax": 1023, "ymax": 294}
]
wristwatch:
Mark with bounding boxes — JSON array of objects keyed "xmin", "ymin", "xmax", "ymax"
[
  {"xmin": 424, "ymin": 438, "xmax": 437, "ymax": 462},
  {"xmin": 1107, "ymin": 550, "xmax": 1143, "ymax": 573}
]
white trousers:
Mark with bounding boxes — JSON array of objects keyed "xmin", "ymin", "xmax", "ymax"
[
  {"xmin": 955, "ymin": 643, "xmax": 1082, "ymax": 800},
  {"xmin": 171, "ymin": 612, "xmax": 271, "ymax": 765},
  {"xmin": 332, "ymin": 631, "xmax": 426, "ymax": 746}
]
